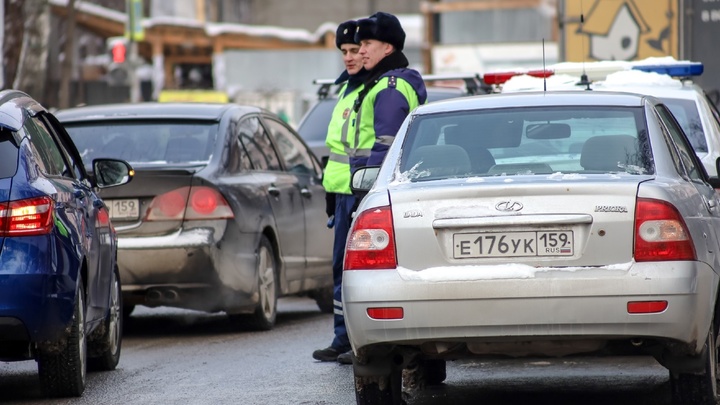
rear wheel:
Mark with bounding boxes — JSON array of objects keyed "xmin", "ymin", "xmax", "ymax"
[
  {"xmin": 88, "ymin": 266, "xmax": 123, "ymax": 371},
  {"xmin": 670, "ymin": 323, "xmax": 719, "ymax": 404},
  {"xmin": 354, "ymin": 363, "xmax": 403, "ymax": 405},
  {"xmin": 38, "ymin": 277, "xmax": 87, "ymax": 398},
  {"xmin": 233, "ymin": 236, "xmax": 277, "ymax": 331},
  {"xmin": 312, "ymin": 286, "xmax": 334, "ymax": 313},
  {"xmin": 403, "ymin": 357, "xmax": 447, "ymax": 394}
]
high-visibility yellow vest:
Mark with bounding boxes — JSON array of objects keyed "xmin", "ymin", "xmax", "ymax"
[
  {"xmin": 322, "ymin": 82, "xmax": 364, "ymax": 195},
  {"xmin": 352, "ymin": 76, "xmax": 420, "ymax": 167}
]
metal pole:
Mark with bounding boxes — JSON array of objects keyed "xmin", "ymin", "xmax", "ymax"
[{"xmin": 128, "ymin": 0, "xmax": 141, "ymax": 102}]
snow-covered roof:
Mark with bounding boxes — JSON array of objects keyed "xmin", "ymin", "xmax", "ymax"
[{"xmin": 49, "ymin": 0, "xmax": 336, "ymax": 44}]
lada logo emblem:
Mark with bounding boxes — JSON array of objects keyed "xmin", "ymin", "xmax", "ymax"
[{"xmin": 495, "ymin": 201, "xmax": 523, "ymax": 212}]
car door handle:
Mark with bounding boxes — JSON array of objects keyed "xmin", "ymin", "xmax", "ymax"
[
  {"xmin": 268, "ymin": 186, "xmax": 280, "ymax": 197},
  {"xmin": 300, "ymin": 187, "xmax": 312, "ymax": 198},
  {"xmin": 707, "ymin": 197, "xmax": 718, "ymax": 211}
]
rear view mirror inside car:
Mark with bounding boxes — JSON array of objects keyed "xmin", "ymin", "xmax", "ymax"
[{"xmin": 526, "ymin": 123, "xmax": 572, "ymax": 139}]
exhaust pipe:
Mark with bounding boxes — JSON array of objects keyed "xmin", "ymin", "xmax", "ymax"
[
  {"xmin": 163, "ymin": 288, "xmax": 180, "ymax": 301},
  {"xmin": 630, "ymin": 338, "xmax": 644, "ymax": 347},
  {"xmin": 146, "ymin": 288, "xmax": 163, "ymax": 301}
]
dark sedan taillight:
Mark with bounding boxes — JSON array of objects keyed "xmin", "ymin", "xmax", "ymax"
[
  {"xmin": 146, "ymin": 186, "xmax": 234, "ymax": 221},
  {"xmin": 0, "ymin": 196, "xmax": 54, "ymax": 236},
  {"xmin": 344, "ymin": 205, "xmax": 397, "ymax": 270},
  {"xmin": 634, "ymin": 198, "xmax": 696, "ymax": 261}
]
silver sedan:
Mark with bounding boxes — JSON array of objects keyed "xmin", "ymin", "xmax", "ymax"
[{"xmin": 343, "ymin": 91, "xmax": 720, "ymax": 405}]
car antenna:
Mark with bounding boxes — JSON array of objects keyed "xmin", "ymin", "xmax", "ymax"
[
  {"xmin": 577, "ymin": 0, "xmax": 592, "ymax": 90},
  {"xmin": 542, "ymin": 38, "xmax": 547, "ymax": 92}
]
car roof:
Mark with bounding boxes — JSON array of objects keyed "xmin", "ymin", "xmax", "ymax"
[
  {"xmin": 55, "ymin": 102, "xmax": 261, "ymax": 123},
  {"xmin": 413, "ymin": 90, "xmax": 650, "ymax": 115},
  {"xmin": 0, "ymin": 90, "xmax": 46, "ymax": 132}
]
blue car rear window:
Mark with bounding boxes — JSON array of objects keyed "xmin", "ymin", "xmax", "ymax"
[{"xmin": 0, "ymin": 129, "xmax": 19, "ymax": 178}]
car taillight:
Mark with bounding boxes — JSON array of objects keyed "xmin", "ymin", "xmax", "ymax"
[
  {"xmin": 0, "ymin": 196, "xmax": 54, "ymax": 236},
  {"xmin": 634, "ymin": 198, "xmax": 696, "ymax": 262},
  {"xmin": 146, "ymin": 186, "xmax": 233, "ymax": 221},
  {"xmin": 344, "ymin": 205, "xmax": 397, "ymax": 270}
]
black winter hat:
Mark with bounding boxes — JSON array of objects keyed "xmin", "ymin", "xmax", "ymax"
[
  {"xmin": 335, "ymin": 20, "xmax": 359, "ymax": 49},
  {"xmin": 354, "ymin": 11, "xmax": 405, "ymax": 51}
]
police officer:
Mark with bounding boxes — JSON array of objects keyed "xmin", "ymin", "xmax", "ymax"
[
  {"xmin": 350, "ymin": 11, "xmax": 428, "ymax": 171},
  {"xmin": 312, "ymin": 20, "xmax": 369, "ymax": 364},
  {"xmin": 333, "ymin": 11, "xmax": 428, "ymax": 365}
]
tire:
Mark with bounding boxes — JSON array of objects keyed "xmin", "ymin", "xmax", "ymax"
[
  {"xmin": 38, "ymin": 277, "xmax": 87, "ymax": 398},
  {"xmin": 313, "ymin": 286, "xmax": 334, "ymax": 314},
  {"xmin": 421, "ymin": 358, "xmax": 447, "ymax": 386},
  {"xmin": 670, "ymin": 323, "xmax": 719, "ymax": 404},
  {"xmin": 244, "ymin": 236, "xmax": 278, "ymax": 331},
  {"xmin": 403, "ymin": 358, "xmax": 447, "ymax": 392},
  {"xmin": 88, "ymin": 265, "xmax": 123, "ymax": 371},
  {"xmin": 354, "ymin": 367, "xmax": 403, "ymax": 405}
]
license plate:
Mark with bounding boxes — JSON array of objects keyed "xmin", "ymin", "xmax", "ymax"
[
  {"xmin": 453, "ymin": 231, "xmax": 574, "ymax": 258},
  {"xmin": 107, "ymin": 199, "xmax": 140, "ymax": 220}
]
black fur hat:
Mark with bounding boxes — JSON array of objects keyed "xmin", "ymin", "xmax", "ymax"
[
  {"xmin": 336, "ymin": 20, "xmax": 359, "ymax": 49},
  {"xmin": 354, "ymin": 11, "xmax": 405, "ymax": 51}
]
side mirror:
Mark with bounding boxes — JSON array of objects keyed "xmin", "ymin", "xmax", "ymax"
[
  {"xmin": 350, "ymin": 166, "xmax": 380, "ymax": 201},
  {"xmin": 93, "ymin": 158, "xmax": 134, "ymax": 188},
  {"xmin": 708, "ymin": 176, "xmax": 720, "ymax": 190}
]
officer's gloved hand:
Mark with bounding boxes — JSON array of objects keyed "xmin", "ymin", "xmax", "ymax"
[{"xmin": 325, "ymin": 192, "xmax": 336, "ymax": 218}]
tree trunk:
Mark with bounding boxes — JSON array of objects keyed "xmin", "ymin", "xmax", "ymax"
[
  {"xmin": 58, "ymin": 0, "xmax": 77, "ymax": 109},
  {"xmin": 3, "ymin": 0, "xmax": 24, "ymax": 90},
  {"xmin": 13, "ymin": 0, "xmax": 50, "ymax": 103}
]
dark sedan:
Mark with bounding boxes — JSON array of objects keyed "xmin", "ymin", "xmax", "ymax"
[
  {"xmin": 0, "ymin": 90, "xmax": 132, "ymax": 397},
  {"xmin": 56, "ymin": 103, "xmax": 334, "ymax": 330}
]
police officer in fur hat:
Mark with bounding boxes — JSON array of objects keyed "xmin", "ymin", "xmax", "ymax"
[
  {"xmin": 312, "ymin": 20, "xmax": 369, "ymax": 365},
  {"xmin": 352, "ymin": 11, "xmax": 427, "ymax": 169}
]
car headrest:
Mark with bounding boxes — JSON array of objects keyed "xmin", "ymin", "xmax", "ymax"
[
  {"xmin": 406, "ymin": 144, "xmax": 471, "ymax": 178},
  {"xmin": 580, "ymin": 135, "xmax": 638, "ymax": 172}
]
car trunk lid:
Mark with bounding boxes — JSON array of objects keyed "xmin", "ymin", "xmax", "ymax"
[
  {"xmin": 389, "ymin": 177, "xmax": 644, "ymax": 270},
  {"xmin": 96, "ymin": 165, "xmax": 200, "ymax": 236}
]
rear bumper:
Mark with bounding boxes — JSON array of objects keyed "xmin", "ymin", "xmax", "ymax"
[
  {"xmin": 116, "ymin": 224, "xmax": 258, "ymax": 308},
  {"xmin": 0, "ymin": 274, "xmax": 76, "ymax": 343},
  {"xmin": 343, "ymin": 261, "xmax": 718, "ymax": 357}
]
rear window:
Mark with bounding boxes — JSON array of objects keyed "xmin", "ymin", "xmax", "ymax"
[
  {"xmin": 297, "ymin": 100, "xmax": 336, "ymax": 143},
  {"xmin": 62, "ymin": 120, "xmax": 218, "ymax": 164},
  {"xmin": 0, "ymin": 128, "xmax": 19, "ymax": 178},
  {"xmin": 400, "ymin": 106, "xmax": 653, "ymax": 181}
]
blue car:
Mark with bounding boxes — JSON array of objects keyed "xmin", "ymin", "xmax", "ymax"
[{"xmin": 0, "ymin": 90, "xmax": 133, "ymax": 397}]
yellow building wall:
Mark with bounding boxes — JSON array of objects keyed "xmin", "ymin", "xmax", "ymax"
[{"xmin": 563, "ymin": 0, "xmax": 679, "ymax": 62}]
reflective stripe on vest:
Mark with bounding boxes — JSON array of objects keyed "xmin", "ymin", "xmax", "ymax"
[{"xmin": 352, "ymin": 76, "xmax": 420, "ymax": 160}]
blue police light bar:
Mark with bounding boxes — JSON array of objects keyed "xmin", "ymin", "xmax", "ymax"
[{"xmin": 632, "ymin": 62, "xmax": 704, "ymax": 77}]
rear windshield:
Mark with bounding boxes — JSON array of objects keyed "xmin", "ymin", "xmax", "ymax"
[
  {"xmin": 297, "ymin": 100, "xmax": 336, "ymax": 143},
  {"xmin": 400, "ymin": 106, "xmax": 653, "ymax": 181},
  {"xmin": 661, "ymin": 97, "xmax": 707, "ymax": 153},
  {"xmin": 63, "ymin": 120, "xmax": 218, "ymax": 164}
]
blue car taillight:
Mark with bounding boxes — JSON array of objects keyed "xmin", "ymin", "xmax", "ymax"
[{"xmin": 0, "ymin": 196, "xmax": 54, "ymax": 236}]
